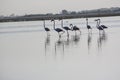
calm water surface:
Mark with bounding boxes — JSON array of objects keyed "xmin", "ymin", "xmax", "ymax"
[{"xmin": 0, "ymin": 16, "xmax": 120, "ymax": 80}]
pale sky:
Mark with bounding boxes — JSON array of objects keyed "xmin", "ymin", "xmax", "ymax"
[{"xmin": 0, "ymin": 0, "xmax": 120, "ymax": 16}]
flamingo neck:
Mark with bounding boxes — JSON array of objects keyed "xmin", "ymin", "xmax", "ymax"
[
  {"xmin": 86, "ymin": 19, "xmax": 88, "ymax": 26},
  {"xmin": 53, "ymin": 20, "xmax": 55, "ymax": 30},
  {"xmin": 96, "ymin": 21, "xmax": 99, "ymax": 28},
  {"xmin": 98, "ymin": 19, "xmax": 101, "ymax": 26},
  {"xmin": 43, "ymin": 20, "xmax": 45, "ymax": 28},
  {"xmin": 70, "ymin": 24, "xmax": 73, "ymax": 30},
  {"xmin": 61, "ymin": 20, "xmax": 63, "ymax": 28}
]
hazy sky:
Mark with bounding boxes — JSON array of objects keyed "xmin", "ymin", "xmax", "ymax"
[{"xmin": 0, "ymin": 0, "xmax": 120, "ymax": 16}]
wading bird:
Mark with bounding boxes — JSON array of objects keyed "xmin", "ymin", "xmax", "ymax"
[
  {"xmin": 98, "ymin": 19, "xmax": 108, "ymax": 29},
  {"xmin": 86, "ymin": 18, "xmax": 92, "ymax": 33},
  {"xmin": 51, "ymin": 19, "xmax": 65, "ymax": 37},
  {"xmin": 43, "ymin": 20, "xmax": 50, "ymax": 36},
  {"xmin": 95, "ymin": 19, "xmax": 104, "ymax": 34},
  {"xmin": 60, "ymin": 19, "xmax": 71, "ymax": 37},
  {"xmin": 70, "ymin": 24, "xmax": 81, "ymax": 35}
]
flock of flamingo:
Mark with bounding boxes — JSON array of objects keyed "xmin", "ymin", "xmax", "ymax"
[{"xmin": 43, "ymin": 18, "xmax": 108, "ymax": 37}]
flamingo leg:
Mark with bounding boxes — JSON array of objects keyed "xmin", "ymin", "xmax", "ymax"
[
  {"xmin": 46, "ymin": 32, "xmax": 48, "ymax": 36},
  {"xmin": 67, "ymin": 30, "xmax": 69, "ymax": 37},
  {"xmin": 58, "ymin": 32, "xmax": 61, "ymax": 38},
  {"xmin": 75, "ymin": 31, "xmax": 77, "ymax": 35},
  {"xmin": 79, "ymin": 30, "xmax": 81, "ymax": 35},
  {"xmin": 61, "ymin": 31, "xmax": 65, "ymax": 35},
  {"xmin": 57, "ymin": 32, "xmax": 59, "ymax": 35},
  {"xmin": 47, "ymin": 31, "xmax": 50, "ymax": 36},
  {"xmin": 90, "ymin": 29, "xmax": 92, "ymax": 34},
  {"xmin": 88, "ymin": 29, "xmax": 89, "ymax": 33}
]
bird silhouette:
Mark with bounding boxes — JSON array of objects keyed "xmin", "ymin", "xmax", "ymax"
[
  {"xmin": 95, "ymin": 19, "xmax": 104, "ymax": 34},
  {"xmin": 60, "ymin": 19, "xmax": 71, "ymax": 37},
  {"xmin": 70, "ymin": 24, "xmax": 81, "ymax": 35},
  {"xmin": 98, "ymin": 19, "xmax": 108, "ymax": 29},
  {"xmin": 86, "ymin": 18, "xmax": 92, "ymax": 33},
  {"xmin": 43, "ymin": 20, "xmax": 50, "ymax": 36},
  {"xmin": 51, "ymin": 19, "xmax": 65, "ymax": 37}
]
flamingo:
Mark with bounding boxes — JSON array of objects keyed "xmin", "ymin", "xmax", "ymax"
[
  {"xmin": 60, "ymin": 19, "xmax": 71, "ymax": 36},
  {"xmin": 70, "ymin": 24, "xmax": 81, "ymax": 35},
  {"xmin": 43, "ymin": 20, "xmax": 50, "ymax": 36},
  {"xmin": 95, "ymin": 19, "xmax": 104, "ymax": 34},
  {"xmin": 86, "ymin": 18, "xmax": 92, "ymax": 33},
  {"xmin": 51, "ymin": 19, "xmax": 65, "ymax": 37},
  {"xmin": 98, "ymin": 19, "xmax": 108, "ymax": 29}
]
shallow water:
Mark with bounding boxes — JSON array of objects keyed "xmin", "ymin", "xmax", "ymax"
[{"xmin": 0, "ymin": 16, "xmax": 120, "ymax": 80}]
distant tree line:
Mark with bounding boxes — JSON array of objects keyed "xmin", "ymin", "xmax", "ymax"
[
  {"xmin": 22, "ymin": 7, "xmax": 120, "ymax": 17},
  {"xmin": 0, "ymin": 7, "xmax": 120, "ymax": 18},
  {"xmin": 0, "ymin": 7, "xmax": 120, "ymax": 22},
  {"xmin": 61, "ymin": 7, "xmax": 120, "ymax": 15}
]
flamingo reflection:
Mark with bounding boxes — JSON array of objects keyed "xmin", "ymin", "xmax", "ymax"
[
  {"xmin": 97, "ymin": 31, "xmax": 107, "ymax": 52},
  {"xmin": 54, "ymin": 37, "xmax": 64, "ymax": 56},
  {"xmin": 87, "ymin": 33, "xmax": 92, "ymax": 54},
  {"xmin": 44, "ymin": 36, "xmax": 50, "ymax": 56},
  {"xmin": 71, "ymin": 35, "xmax": 81, "ymax": 45}
]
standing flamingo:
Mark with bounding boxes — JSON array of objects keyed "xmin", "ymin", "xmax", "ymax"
[
  {"xmin": 60, "ymin": 19, "xmax": 71, "ymax": 36},
  {"xmin": 43, "ymin": 20, "xmax": 50, "ymax": 36},
  {"xmin": 70, "ymin": 24, "xmax": 81, "ymax": 35},
  {"xmin": 98, "ymin": 19, "xmax": 108, "ymax": 29},
  {"xmin": 86, "ymin": 18, "xmax": 92, "ymax": 33},
  {"xmin": 95, "ymin": 19, "xmax": 104, "ymax": 34},
  {"xmin": 51, "ymin": 19, "xmax": 65, "ymax": 37}
]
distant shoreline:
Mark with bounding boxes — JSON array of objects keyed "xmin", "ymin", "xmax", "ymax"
[{"xmin": 0, "ymin": 9, "xmax": 120, "ymax": 22}]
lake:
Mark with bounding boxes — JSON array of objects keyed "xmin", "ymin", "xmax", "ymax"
[{"xmin": 0, "ymin": 16, "xmax": 120, "ymax": 80}]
